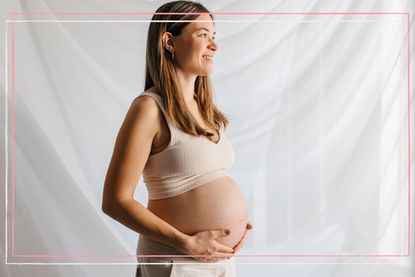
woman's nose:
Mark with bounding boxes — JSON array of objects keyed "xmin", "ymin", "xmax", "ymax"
[{"xmin": 208, "ymin": 39, "xmax": 218, "ymax": 52}]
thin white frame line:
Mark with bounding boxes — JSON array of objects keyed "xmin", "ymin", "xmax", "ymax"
[
  {"xmin": 4, "ymin": 262, "xmax": 411, "ymax": 265},
  {"xmin": 4, "ymin": 20, "xmax": 8, "ymax": 265},
  {"xmin": 400, "ymin": 17, "xmax": 404, "ymax": 256},
  {"xmin": 5, "ymin": 19, "xmax": 404, "ymax": 23},
  {"xmin": 4, "ymin": 15, "xmax": 411, "ymax": 265}
]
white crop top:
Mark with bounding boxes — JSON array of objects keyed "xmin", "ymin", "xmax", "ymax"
[{"xmin": 136, "ymin": 92, "xmax": 235, "ymax": 200}]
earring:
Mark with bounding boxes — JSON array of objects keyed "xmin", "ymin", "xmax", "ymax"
[{"xmin": 172, "ymin": 52, "xmax": 175, "ymax": 61}]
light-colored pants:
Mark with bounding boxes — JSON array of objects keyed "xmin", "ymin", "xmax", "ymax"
[{"xmin": 136, "ymin": 235, "xmax": 236, "ymax": 277}]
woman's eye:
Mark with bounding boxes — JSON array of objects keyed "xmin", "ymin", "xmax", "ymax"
[{"xmin": 200, "ymin": 33, "xmax": 208, "ymax": 38}]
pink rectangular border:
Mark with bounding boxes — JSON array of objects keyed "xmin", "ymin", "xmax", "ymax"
[{"xmin": 5, "ymin": 11, "xmax": 411, "ymax": 260}]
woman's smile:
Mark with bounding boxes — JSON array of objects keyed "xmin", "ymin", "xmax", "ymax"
[{"xmin": 202, "ymin": 55, "xmax": 214, "ymax": 63}]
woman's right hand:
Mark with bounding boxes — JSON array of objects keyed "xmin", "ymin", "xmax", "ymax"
[{"xmin": 181, "ymin": 228, "xmax": 235, "ymax": 262}]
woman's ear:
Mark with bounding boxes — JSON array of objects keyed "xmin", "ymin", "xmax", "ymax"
[{"xmin": 161, "ymin": 32, "xmax": 175, "ymax": 54}]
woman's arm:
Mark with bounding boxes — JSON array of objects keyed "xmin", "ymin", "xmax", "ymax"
[
  {"xmin": 103, "ymin": 197, "xmax": 188, "ymax": 250},
  {"xmin": 102, "ymin": 96, "xmax": 186, "ymax": 249},
  {"xmin": 101, "ymin": 97, "xmax": 234, "ymax": 261}
]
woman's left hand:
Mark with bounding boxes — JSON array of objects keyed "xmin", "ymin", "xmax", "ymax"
[{"xmin": 232, "ymin": 222, "xmax": 253, "ymax": 254}]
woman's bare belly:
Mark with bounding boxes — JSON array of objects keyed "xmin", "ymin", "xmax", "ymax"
[{"xmin": 147, "ymin": 176, "xmax": 249, "ymax": 248}]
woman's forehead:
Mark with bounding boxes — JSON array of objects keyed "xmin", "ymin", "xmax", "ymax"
[{"xmin": 187, "ymin": 16, "xmax": 215, "ymax": 33}]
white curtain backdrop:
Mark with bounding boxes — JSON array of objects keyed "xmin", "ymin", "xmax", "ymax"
[{"xmin": 1, "ymin": 0, "xmax": 414, "ymax": 276}]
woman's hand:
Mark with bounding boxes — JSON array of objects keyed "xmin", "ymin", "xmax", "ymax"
[
  {"xmin": 181, "ymin": 228, "xmax": 235, "ymax": 262},
  {"xmin": 232, "ymin": 222, "xmax": 253, "ymax": 254}
]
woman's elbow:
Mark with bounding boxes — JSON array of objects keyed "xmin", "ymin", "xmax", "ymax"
[
  {"xmin": 102, "ymin": 195, "xmax": 120, "ymax": 216},
  {"xmin": 102, "ymin": 197, "xmax": 129, "ymax": 216},
  {"xmin": 101, "ymin": 182, "xmax": 119, "ymax": 215},
  {"xmin": 102, "ymin": 200, "xmax": 114, "ymax": 215}
]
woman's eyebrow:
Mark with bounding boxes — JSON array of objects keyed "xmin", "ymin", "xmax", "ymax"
[{"xmin": 194, "ymin": 27, "xmax": 216, "ymax": 35}]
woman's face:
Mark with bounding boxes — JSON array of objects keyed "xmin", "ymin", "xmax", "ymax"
[{"xmin": 168, "ymin": 14, "xmax": 218, "ymax": 76}]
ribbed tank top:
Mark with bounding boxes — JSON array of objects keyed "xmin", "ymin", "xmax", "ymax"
[{"xmin": 136, "ymin": 91, "xmax": 235, "ymax": 200}]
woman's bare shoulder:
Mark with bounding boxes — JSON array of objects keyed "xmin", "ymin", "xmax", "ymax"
[
  {"xmin": 130, "ymin": 96, "xmax": 158, "ymax": 117},
  {"xmin": 131, "ymin": 87, "xmax": 162, "ymax": 107},
  {"xmin": 119, "ymin": 94, "xmax": 161, "ymax": 141}
]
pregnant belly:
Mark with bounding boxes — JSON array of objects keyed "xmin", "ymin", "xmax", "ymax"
[{"xmin": 147, "ymin": 176, "xmax": 249, "ymax": 248}]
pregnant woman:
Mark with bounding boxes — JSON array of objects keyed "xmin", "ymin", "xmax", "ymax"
[{"xmin": 102, "ymin": 1, "xmax": 252, "ymax": 276}]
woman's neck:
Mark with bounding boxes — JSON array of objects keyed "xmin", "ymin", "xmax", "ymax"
[{"xmin": 175, "ymin": 69, "xmax": 197, "ymax": 105}]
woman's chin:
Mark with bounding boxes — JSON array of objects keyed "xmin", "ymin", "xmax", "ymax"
[{"xmin": 199, "ymin": 70, "xmax": 213, "ymax": 77}]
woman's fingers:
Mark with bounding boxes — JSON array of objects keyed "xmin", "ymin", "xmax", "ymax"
[
  {"xmin": 213, "ymin": 241, "xmax": 234, "ymax": 253},
  {"xmin": 211, "ymin": 252, "xmax": 234, "ymax": 259},
  {"xmin": 207, "ymin": 229, "xmax": 234, "ymax": 253},
  {"xmin": 233, "ymin": 222, "xmax": 253, "ymax": 253},
  {"xmin": 211, "ymin": 228, "xmax": 231, "ymax": 239},
  {"xmin": 232, "ymin": 231, "xmax": 247, "ymax": 253},
  {"xmin": 189, "ymin": 226, "xmax": 255, "ymax": 262}
]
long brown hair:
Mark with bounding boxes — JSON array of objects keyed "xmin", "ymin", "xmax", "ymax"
[{"xmin": 144, "ymin": 0, "xmax": 229, "ymax": 139}]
